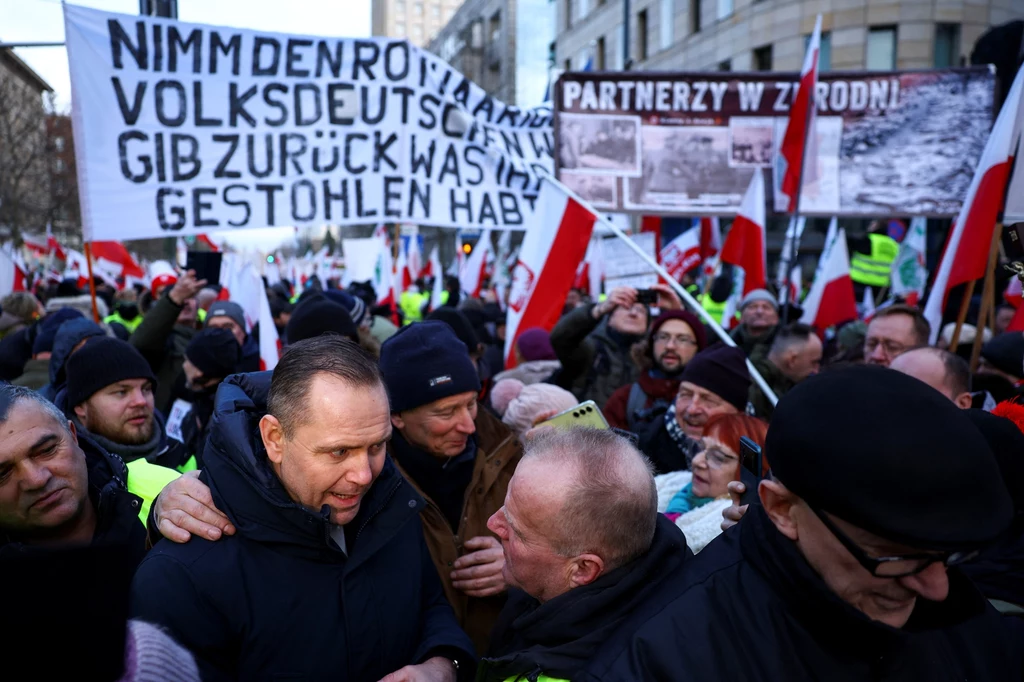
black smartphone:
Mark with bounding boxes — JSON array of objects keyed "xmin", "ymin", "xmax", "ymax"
[
  {"xmin": 185, "ymin": 251, "xmax": 223, "ymax": 285},
  {"xmin": 635, "ymin": 289, "xmax": 658, "ymax": 305},
  {"xmin": 738, "ymin": 436, "xmax": 764, "ymax": 508}
]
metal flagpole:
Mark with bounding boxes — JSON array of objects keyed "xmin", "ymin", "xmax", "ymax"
[{"xmin": 540, "ymin": 173, "xmax": 779, "ymax": 407}]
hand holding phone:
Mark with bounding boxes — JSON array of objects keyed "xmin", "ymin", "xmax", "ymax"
[{"xmin": 738, "ymin": 436, "xmax": 764, "ymax": 508}]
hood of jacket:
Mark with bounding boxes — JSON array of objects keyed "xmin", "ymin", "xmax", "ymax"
[
  {"xmin": 481, "ymin": 514, "xmax": 692, "ymax": 681},
  {"xmin": 45, "ymin": 294, "xmax": 110, "ymax": 320},
  {"xmin": 49, "ymin": 318, "xmax": 107, "ymax": 386},
  {"xmin": 0, "ymin": 430, "xmax": 146, "ymax": 566},
  {"xmin": 203, "ymin": 371, "xmax": 424, "ymax": 564}
]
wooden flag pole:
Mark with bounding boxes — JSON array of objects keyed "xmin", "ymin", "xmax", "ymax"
[
  {"xmin": 83, "ymin": 241, "xmax": 101, "ymax": 323},
  {"xmin": 970, "ymin": 223, "xmax": 1003, "ymax": 371},
  {"xmin": 949, "ymin": 280, "xmax": 975, "ymax": 350}
]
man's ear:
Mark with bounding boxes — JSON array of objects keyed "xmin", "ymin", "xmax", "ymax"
[
  {"xmin": 760, "ymin": 479, "xmax": 800, "ymax": 542},
  {"xmin": 73, "ymin": 402, "xmax": 87, "ymax": 425},
  {"xmin": 67, "ymin": 419, "xmax": 79, "ymax": 445},
  {"xmin": 954, "ymin": 392, "xmax": 973, "ymax": 410},
  {"xmin": 260, "ymin": 414, "xmax": 286, "ymax": 465},
  {"xmin": 568, "ymin": 553, "xmax": 604, "ymax": 589},
  {"xmin": 390, "ymin": 412, "xmax": 405, "ymax": 431}
]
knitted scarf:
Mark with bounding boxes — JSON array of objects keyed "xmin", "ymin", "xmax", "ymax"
[{"xmin": 663, "ymin": 404, "xmax": 702, "ymax": 468}]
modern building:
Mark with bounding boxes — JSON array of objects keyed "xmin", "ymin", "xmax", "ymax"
[
  {"xmin": 0, "ymin": 47, "xmax": 53, "ymax": 243},
  {"xmin": 555, "ymin": 0, "xmax": 1019, "ymax": 76},
  {"xmin": 373, "ymin": 0, "xmax": 468, "ymax": 46},
  {"xmin": 427, "ymin": 0, "xmax": 554, "ymax": 105}
]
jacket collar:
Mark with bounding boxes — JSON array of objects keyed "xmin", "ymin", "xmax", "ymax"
[
  {"xmin": 637, "ymin": 370, "xmax": 682, "ymax": 402},
  {"xmin": 205, "ymin": 372, "xmax": 424, "ymax": 565},
  {"xmin": 740, "ymin": 504, "xmax": 989, "ymax": 656}
]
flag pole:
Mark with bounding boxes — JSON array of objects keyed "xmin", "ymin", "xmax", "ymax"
[
  {"xmin": 969, "ymin": 223, "xmax": 1003, "ymax": 371},
  {"xmin": 541, "ymin": 173, "xmax": 779, "ymax": 406},
  {"xmin": 83, "ymin": 241, "xmax": 100, "ymax": 323},
  {"xmin": 949, "ymin": 280, "xmax": 976, "ymax": 350},
  {"xmin": 780, "ymin": 99, "xmax": 814, "ymax": 326}
]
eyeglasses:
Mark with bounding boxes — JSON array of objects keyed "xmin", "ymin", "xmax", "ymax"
[
  {"xmin": 653, "ymin": 332, "xmax": 698, "ymax": 346},
  {"xmin": 809, "ymin": 506, "xmax": 980, "ymax": 578},
  {"xmin": 863, "ymin": 338, "xmax": 907, "ymax": 358},
  {"xmin": 700, "ymin": 447, "xmax": 738, "ymax": 470}
]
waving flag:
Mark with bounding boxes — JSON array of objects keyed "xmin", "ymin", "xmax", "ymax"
[
  {"xmin": 460, "ymin": 234, "xmax": 492, "ymax": 299},
  {"xmin": 428, "ymin": 245, "xmax": 445, "ymax": 311},
  {"xmin": 0, "ymin": 248, "xmax": 27, "ymax": 297},
  {"xmin": 779, "ymin": 14, "xmax": 823, "ymax": 213},
  {"xmin": 923, "ymin": 65, "xmax": 1024, "ymax": 343},
  {"xmin": 90, "ymin": 241, "xmax": 146, "ymax": 280},
  {"xmin": 719, "ymin": 172, "xmax": 767, "ymax": 295},
  {"xmin": 890, "ymin": 217, "xmax": 928, "ymax": 306},
  {"xmin": 506, "ymin": 180, "xmax": 596, "ymax": 368},
  {"xmin": 661, "ymin": 225, "xmax": 702, "ymax": 281},
  {"xmin": 800, "ymin": 227, "xmax": 857, "ymax": 330}
]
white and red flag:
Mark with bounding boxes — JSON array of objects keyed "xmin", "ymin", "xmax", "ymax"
[
  {"xmin": 505, "ymin": 180, "xmax": 597, "ymax": 368},
  {"xmin": 923, "ymin": 65, "xmax": 1024, "ymax": 343},
  {"xmin": 460, "ymin": 234, "xmax": 492, "ymax": 299},
  {"xmin": 0, "ymin": 248, "xmax": 27, "ymax": 297},
  {"xmin": 699, "ymin": 217, "xmax": 722, "ymax": 263},
  {"xmin": 719, "ymin": 171, "xmax": 768, "ymax": 295},
  {"xmin": 779, "ymin": 14, "xmax": 823, "ymax": 213},
  {"xmin": 91, "ymin": 241, "xmax": 146, "ymax": 281},
  {"xmin": 22, "ymin": 233, "xmax": 49, "ymax": 257},
  {"xmin": 428, "ymin": 245, "xmax": 445, "ymax": 311},
  {"xmin": 800, "ymin": 227, "xmax": 857, "ymax": 330},
  {"xmin": 45, "ymin": 224, "xmax": 67, "ymax": 262},
  {"xmin": 660, "ymin": 224, "xmax": 702, "ymax": 282}
]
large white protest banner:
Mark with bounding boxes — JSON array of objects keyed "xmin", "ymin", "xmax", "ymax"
[{"xmin": 64, "ymin": 4, "xmax": 553, "ymax": 241}]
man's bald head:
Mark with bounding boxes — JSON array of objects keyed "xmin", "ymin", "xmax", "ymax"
[
  {"xmin": 524, "ymin": 428, "xmax": 657, "ymax": 570},
  {"xmin": 890, "ymin": 347, "xmax": 972, "ymax": 409}
]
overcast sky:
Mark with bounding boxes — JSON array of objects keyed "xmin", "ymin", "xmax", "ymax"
[{"xmin": 6, "ymin": 0, "xmax": 373, "ymax": 250}]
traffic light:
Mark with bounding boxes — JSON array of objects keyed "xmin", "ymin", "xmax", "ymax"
[
  {"xmin": 267, "ymin": 254, "xmax": 276, "ymax": 263},
  {"xmin": 462, "ymin": 242, "xmax": 472, "ymax": 255}
]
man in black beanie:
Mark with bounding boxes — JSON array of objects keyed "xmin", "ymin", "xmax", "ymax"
[
  {"xmin": 638, "ymin": 344, "xmax": 751, "ymax": 474},
  {"xmin": 595, "ymin": 365, "xmax": 1020, "ymax": 681},
  {"xmin": 284, "ymin": 293, "xmax": 358, "ymax": 346},
  {"xmin": 179, "ymin": 328, "xmax": 242, "ymax": 464},
  {"xmin": 66, "ymin": 337, "xmax": 192, "ymax": 474},
  {"xmin": 380, "ymin": 320, "xmax": 522, "ymax": 655}
]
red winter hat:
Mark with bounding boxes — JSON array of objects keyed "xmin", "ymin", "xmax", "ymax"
[{"xmin": 648, "ymin": 310, "xmax": 708, "ymax": 354}]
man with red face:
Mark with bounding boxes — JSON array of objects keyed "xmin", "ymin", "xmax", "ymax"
[{"xmin": 131, "ymin": 336, "xmax": 473, "ymax": 681}]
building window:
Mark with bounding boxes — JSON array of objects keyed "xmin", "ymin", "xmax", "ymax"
[
  {"xmin": 867, "ymin": 26, "xmax": 897, "ymax": 70},
  {"xmin": 805, "ymin": 31, "xmax": 832, "ymax": 71},
  {"xmin": 689, "ymin": 0, "xmax": 701, "ymax": 34},
  {"xmin": 414, "ymin": 1, "xmax": 423, "ymax": 15},
  {"xmin": 54, "ymin": 158, "xmax": 66, "ymax": 173},
  {"xmin": 753, "ymin": 44, "xmax": 772, "ymax": 71},
  {"xmin": 717, "ymin": 0, "xmax": 732, "ymax": 20},
  {"xmin": 718, "ymin": 59, "xmax": 731, "ymax": 71},
  {"xmin": 578, "ymin": 0, "xmax": 590, "ymax": 21},
  {"xmin": 489, "ymin": 11, "xmax": 501, "ymax": 43},
  {"xmin": 471, "ymin": 20, "xmax": 483, "ymax": 48},
  {"xmin": 396, "ymin": 21, "xmax": 406, "ymax": 35},
  {"xmin": 637, "ymin": 9, "xmax": 649, "ymax": 61},
  {"xmin": 396, "ymin": 0, "xmax": 405, "ymax": 12},
  {"xmin": 566, "ymin": 0, "xmax": 574, "ymax": 29},
  {"xmin": 564, "ymin": 58, "xmax": 572, "ymax": 72},
  {"xmin": 412, "ymin": 23, "xmax": 423, "ymax": 39},
  {"xmin": 660, "ymin": 0, "xmax": 673, "ymax": 50},
  {"xmin": 934, "ymin": 23, "xmax": 960, "ymax": 68},
  {"xmin": 55, "ymin": 137, "xmax": 65, "ymax": 153},
  {"xmin": 432, "ymin": 4, "xmax": 440, "ymax": 17},
  {"xmin": 596, "ymin": 37, "xmax": 607, "ymax": 69}
]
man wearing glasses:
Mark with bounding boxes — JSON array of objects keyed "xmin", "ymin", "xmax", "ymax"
[
  {"xmin": 589, "ymin": 365, "xmax": 1019, "ymax": 681},
  {"xmin": 864, "ymin": 304, "xmax": 931, "ymax": 367}
]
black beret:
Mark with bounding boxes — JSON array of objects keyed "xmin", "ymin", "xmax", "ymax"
[{"xmin": 766, "ymin": 365, "xmax": 1012, "ymax": 551}]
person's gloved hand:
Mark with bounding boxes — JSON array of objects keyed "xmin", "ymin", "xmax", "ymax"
[{"xmin": 153, "ymin": 470, "xmax": 235, "ymax": 543}]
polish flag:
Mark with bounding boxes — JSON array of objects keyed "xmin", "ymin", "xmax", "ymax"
[
  {"xmin": 90, "ymin": 241, "xmax": 146, "ymax": 280},
  {"xmin": 0, "ymin": 248, "xmax": 27, "ymax": 296},
  {"xmin": 661, "ymin": 224, "xmax": 702, "ymax": 281},
  {"xmin": 219, "ymin": 257, "xmax": 279, "ymax": 370},
  {"xmin": 1004, "ymin": 276, "xmax": 1022, "ymax": 308},
  {"xmin": 22, "ymin": 233, "xmax": 49, "ymax": 257},
  {"xmin": 923, "ymin": 65, "xmax": 1024, "ymax": 343},
  {"xmin": 699, "ymin": 217, "xmax": 722, "ymax": 262},
  {"xmin": 257, "ymin": 276, "xmax": 280, "ymax": 371},
  {"xmin": 786, "ymin": 264, "xmax": 802, "ymax": 303},
  {"xmin": 405, "ymin": 234, "xmax": 424, "ymax": 287},
  {"xmin": 428, "ymin": 245, "xmax": 445, "ymax": 311},
  {"xmin": 449, "ymin": 233, "xmax": 465, "ymax": 277},
  {"xmin": 719, "ymin": 171, "xmax": 768, "ymax": 295},
  {"xmin": 460, "ymin": 234, "xmax": 492, "ymax": 299},
  {"xmin": 800, "ymin": 227, "xmax": 857, "ymax": 330},
  {"xmin": 505, "ymin": 180, "xmax": 597, "ymax": 368},
  {"xmin": 780, "ymin": 14, "xmax": 823, "ymax": 213},
  {"xmin": 45, "ymin": 225, "xmax": 67, "ymax": 262}
]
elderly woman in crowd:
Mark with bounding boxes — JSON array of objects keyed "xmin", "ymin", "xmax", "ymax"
[
  {"xmin": 493, "ymin": 327, "xmax": 562, "ymax": 386},
  {"xmin": 490, "ymin": 378, "xmax": 578, "ymax": 438},
  {"xmin": 655, "ymin": 413, "xmax": 768, "ymax": 553}
]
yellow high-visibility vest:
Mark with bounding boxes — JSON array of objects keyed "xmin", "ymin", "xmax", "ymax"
[{"xmin": 850, "ymin": 234, "xmax": 899, "ymax": 288}]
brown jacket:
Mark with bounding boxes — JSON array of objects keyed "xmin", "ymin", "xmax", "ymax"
[{"xmin": 392, "ymin": 408, "xmax": 522, "ymax": 655}]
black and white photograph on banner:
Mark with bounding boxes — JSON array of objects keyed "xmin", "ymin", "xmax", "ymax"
[
  {"xmin": 558, "ymin": 113, "xmax": 642, "ymax": 175},
  {"xmin": 772, "ymin": 117, "xmax": 843, "ymax": 213},
  {"xmin": 560, "ymin": 171, "xmax": 618, "ymax": 208},
  {"xmin": 625, "ymin": 126, "xmax": 756, "ymax": 211},
  {"xmin": 729, "ymin": 117, "xmax": 775, "ymax": 167}
]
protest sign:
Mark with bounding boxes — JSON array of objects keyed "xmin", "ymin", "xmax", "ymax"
[
  {"xmin": 555, "ymin": 68, "xmax": 995, "ymax": 217},
  {"xmin": 64, "ymin": 4, "xmax": 553, "ymax": 241},
  {"xmin": 601, "ymin": 232, "xmax": 657, "ymax": 290}
]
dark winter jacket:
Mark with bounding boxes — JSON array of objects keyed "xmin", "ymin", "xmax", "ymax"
[
  {"xmin": 238, "ymin": 333, "xmax": 261, "ymax": 373},
  {"xmin": 582, "ymin": 505, "xmax": 1022, "ymax": 682},
  {"xmin": 636, "ymin": 412, "xmax": 698, "ymax": 474},
  {"xmin": 130, "ymin": 293, "xmax": 197, "ymax": 414},
  {"xmin": 748, "ymin": 354, "xmax": 794, "ymax": 420},
  {"xmin": 960, "ymin": 532, "xmax": 1024, "ymax": 612},
  {"xmin": 730, "ymin": 323, "xmax": 777, "ymax": 359},
  {"xmin": 0, "ymin": 431, "xmax": 147, "ymax": 571},
  {"xmin": 0, "ymin": 322, "xmax": 36, "ymax": 380},
  {"xmin": 12, "ymin": 357, "xmax": 51, "ymax": 390},
  {"xmin": 551, "ymin": 305, "xmax": 641, "ymax": 408},
  {"xmin": 39, "ymin": 318, "xmax": 106, "ymax": 401},
  {"xmin": 604, "ymin": 370, "xmax": 681, "ymax": 433},
  {"xmin": 130, "ymin": 372, "xmax": 475, "ymax": 682},
  {"xmin": 479, "ymin": 515, "xmax": 692, "ymax": 682}
]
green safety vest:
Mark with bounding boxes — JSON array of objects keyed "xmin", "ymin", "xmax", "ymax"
[
  {"xmin": 197, "ymin": 308, "xmax": 207, "ymax": 324},
  {"xmin": 125, "ymin": 459, "xmax": 181, "ymax": 527},
  {"xmin": 699, "ymin": 292, "xmax": 727, "ymax": 326},
  {"xmin": 850, "ymin": 234, "xmax": 899, "ymax": 288},
  {"xmin": 104, "ymin": 311, "xmax": 143, "ymax": 333},
  {"xmin": 501, "ymin": 676, "xmax": 567, "ymax": 682},
  {"xmin": 400, "ymin": 291, "xmax": 429, "ymax": 325}
]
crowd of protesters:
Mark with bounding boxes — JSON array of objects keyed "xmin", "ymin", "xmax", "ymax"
[{"xmin": 1, "ymin": 262, "xmax": 1023, "ymax": 682}]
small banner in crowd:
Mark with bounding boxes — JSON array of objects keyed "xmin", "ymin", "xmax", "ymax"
[
  {"xmin": 555, "ymin": 68, "xmax": 995, "ymax": 217},
  {"xmin": 64, "ymin": 4, "xmax": 554, "ymax": 240}
]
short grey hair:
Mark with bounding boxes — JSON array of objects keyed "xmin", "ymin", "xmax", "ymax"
[
  {"xmin": 0, "ymin": 384, "xmax": 72, "ymax": 434},
  {"xmin": 524, "ymin": 428, "xmax": 657, "ymax": 571}
]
